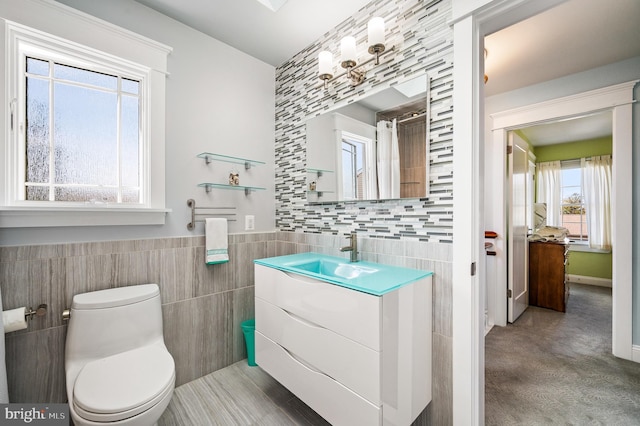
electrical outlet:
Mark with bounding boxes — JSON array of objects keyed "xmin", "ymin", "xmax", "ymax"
[{"xmin": 245, "ymin": 215, "xmax": 255, "ymax": 231}]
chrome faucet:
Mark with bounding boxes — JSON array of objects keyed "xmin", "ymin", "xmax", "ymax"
[{"xmin": 340, "ymin": 232, "xmax": 359, "ymax": 262}]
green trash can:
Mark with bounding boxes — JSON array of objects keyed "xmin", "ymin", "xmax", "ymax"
[{"xmin": 241, "ymin": 319, "xmax": 257, "ymax": 366}]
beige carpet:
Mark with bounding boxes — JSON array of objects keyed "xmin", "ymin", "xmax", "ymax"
[{"xmin": 485, "ymin": 283, "xmax": 640, "ymax": 425}]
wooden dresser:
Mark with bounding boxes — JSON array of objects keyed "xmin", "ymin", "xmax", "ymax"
[{"xmin": 528, "ymin": 241, "xmax": 569, "ymax": 312}]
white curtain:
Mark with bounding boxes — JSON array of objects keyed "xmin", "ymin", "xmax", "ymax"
[
  {"xmin": 582, "ymin": 155, "xmax": 612, "ymax": 250},
  {"xmin": 0, "ymin": 287, "xmax": 8, "ymax": 403},
  {"xmin": 536, "ymin": 161, "xmax": 562, "ymax": 226},
  {"xmin": 377, "ymin": 119, "xmax": 400, "ymax": 199}
]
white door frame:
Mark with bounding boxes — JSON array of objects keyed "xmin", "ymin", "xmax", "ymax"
[
  {"xmin": 451, "ymin": 0, "xmax": 581, "ymax": 424},
  {"xmin": 490, "ymin": 81, "xmax": 637, "ymax": 359}
]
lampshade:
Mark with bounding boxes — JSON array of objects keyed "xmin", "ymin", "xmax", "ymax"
[
  {"xmin": 340, "ymin": 36, "xmax": 357, "ymax": 64},
  {"xmin": 318, "ymin": 51, "xmax": 333, "ymax": 78},
  {"xmin": 368, "ymin": 17, "xmax": 385, "ymax": 47}
]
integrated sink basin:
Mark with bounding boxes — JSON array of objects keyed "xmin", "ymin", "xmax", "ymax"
[
  {"xmin": 292, "ymin": 258, "xmax": 379, "ymax": 280},
  {"xmin": 254, "ymin": 252, "xmax": 432, "ymax": 296}
]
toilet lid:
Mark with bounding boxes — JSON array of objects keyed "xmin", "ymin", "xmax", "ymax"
[{"xmin": 73, "ymin": 344, "xmax": 175, "ymax": 422}]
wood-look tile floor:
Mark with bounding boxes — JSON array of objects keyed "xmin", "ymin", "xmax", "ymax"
[{"xmin": 158, "ymin": 361, "xmax": 330, "ymax": 426}]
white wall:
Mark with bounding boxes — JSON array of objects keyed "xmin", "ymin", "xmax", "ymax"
[
  {"xmin": 0, "ymin": 0, "xmax": 276, "ymax": 246},
  {"xmin": 484, "ymin": 56, "xmax": 640, "ymax": 343}
]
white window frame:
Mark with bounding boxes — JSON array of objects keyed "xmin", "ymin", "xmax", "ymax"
[
  {"xmin": 0, "ymin": 1, "xmax": 171, "ymax": 228},
  {"xmin": 13, "ymin": 28, "xmax": 148, "ymax": 206}
]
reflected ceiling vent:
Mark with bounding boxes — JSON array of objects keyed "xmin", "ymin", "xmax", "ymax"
[{"xmin": 255, "ymin": 0, "xmax": 288, "ymax": 12}]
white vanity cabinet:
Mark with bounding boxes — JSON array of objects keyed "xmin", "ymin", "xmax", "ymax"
[{"xmin": 254, "ymin": 263, "xmax": 432, "ymax": 426}]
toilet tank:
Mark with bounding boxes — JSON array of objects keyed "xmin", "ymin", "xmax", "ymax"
[{"xmin": 66, "ymin": 284, "xmax": 166, "ymax": 363}]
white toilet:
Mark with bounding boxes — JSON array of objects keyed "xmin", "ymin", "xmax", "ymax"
[{"xmin": 65, "ymin": 284, "xmax": 176, "ymax": 426}]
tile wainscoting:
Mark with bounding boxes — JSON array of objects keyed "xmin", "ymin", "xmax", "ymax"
[
  {"xmin": 0, "ymin": 233, "xmax": 277, "ymax": 403},
  {"xmin": 0, "ymin": 231, "xmax": 452, "ymax": 423}
]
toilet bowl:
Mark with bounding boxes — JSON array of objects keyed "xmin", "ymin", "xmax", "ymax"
[{"xmin": 65, "ymin": 284, "xmax": 175, "ymax": 426}]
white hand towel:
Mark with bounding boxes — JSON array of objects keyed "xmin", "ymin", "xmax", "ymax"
[{"xmin": 206, "ymin": 218, "xmax": 229, "ymax": 265}]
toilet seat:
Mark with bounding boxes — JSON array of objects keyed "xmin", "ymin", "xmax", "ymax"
[{"xmin": 73, "ymin": 344, "xmax": 175, "ymax": 423}]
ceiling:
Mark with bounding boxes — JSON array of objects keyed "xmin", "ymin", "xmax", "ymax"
[
  {"xmin": 518, "ymin": 111, "xmax": 613, "ymax": 147},
  {"xmin": 484, "ymin": 0, "xmax": 640, "ymax": 146},
  {"xmin": 132, "ymin": 0, "xmax": 640, "ymax": 145},
  {"xmin": 484, "ymin": 0, "xmax": 640, "ymax": 97},
  {"xmin": 132, "ymin": 0, "xmax": 372, "ymax": 66}
]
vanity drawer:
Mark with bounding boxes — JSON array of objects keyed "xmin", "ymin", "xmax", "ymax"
[
  {"xmin": 255, "ymin": 264, "xmax": 381, "ymax": 350},
  {"xmin": 256, "ymin": 297, "xmax": 380, "ymax": 404},
  {"xmin": 255, "ymin": 331, "xmax": 381, "ymax": 426}
]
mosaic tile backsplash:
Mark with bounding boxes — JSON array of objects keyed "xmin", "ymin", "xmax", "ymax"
[{"xmin": 275, "ymin": 0, "xmax": 454, "ymax": 243}]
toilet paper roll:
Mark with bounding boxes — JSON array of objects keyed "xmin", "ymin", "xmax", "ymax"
[{"xmin": 3, "ymin": 308, "xmax": 27, "ymax": 334}]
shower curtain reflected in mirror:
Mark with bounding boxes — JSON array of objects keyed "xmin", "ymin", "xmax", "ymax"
[{"xmin": 377, "ymin": 119, "xmax": 400, "ymax": 199}]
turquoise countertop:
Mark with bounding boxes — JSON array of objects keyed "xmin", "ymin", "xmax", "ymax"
[{"xmin": 254, "ymin": 252, "xmax": 433, "ymax": 296}]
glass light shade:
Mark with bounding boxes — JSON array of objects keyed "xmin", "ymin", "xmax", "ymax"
[
  {"xmin": 368, "ymin": 17, "xmax": 385, "ymax": 46},
  {"xmin": 318, "ymin": 51, "xmax": 333, "ymax": 77},
  {"xmin": 340, "ymin": 36, "xmax": 357, "ymax": 63}
]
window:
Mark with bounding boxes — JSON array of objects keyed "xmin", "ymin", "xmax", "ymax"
[
  {"xmin": 560, "ymin": 160, "xmax": 587, "ymax": 241},
  {"xmin": 25, "ymin": 57, "xmax": 141, "ymax": 204},
  {"xmin": 340, "ymin": 131, "xmax": 375, "ymax": 200},
  {"xmin": 342, "ymin": 138, "xmax": 365, "ymax": 200},
  {"xmin": 537, "ymin": 156, "xmax": 612, "ymax": 250},
  {"xmin": 1, "ymin": 12, "xmax": 171, "ymax": 227}
]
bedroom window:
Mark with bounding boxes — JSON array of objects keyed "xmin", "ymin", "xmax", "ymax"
[{"xmin": 560, "ymin": 160, "xmax": 587, "ymax": 242}]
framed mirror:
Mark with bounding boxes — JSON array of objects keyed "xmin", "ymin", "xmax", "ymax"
[{"xmin": 306, "ymin": 75, "xmax": 430, "ymax": 203}]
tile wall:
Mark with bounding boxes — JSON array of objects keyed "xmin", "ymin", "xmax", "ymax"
[
  {"xmin": 0, "ymin": 233, "xmax": 277, "ymax": 403},
  {"xmin": 274, "ymin": 0, "xmax": 454, "ymax": 243}
]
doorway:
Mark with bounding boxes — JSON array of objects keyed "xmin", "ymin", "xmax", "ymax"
[
  {"xmin": 451, "ymin": 1, "xmax": 638, "ymax": 423},
  {"xmin": 487, "ymin": 82, "xmax": 634, "ymax": 351}
]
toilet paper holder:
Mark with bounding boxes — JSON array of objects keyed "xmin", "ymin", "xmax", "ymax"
[{"xmin": 26, "ymin": 304, "xmax": 47, "ymax": 320}]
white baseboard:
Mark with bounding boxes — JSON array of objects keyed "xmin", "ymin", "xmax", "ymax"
[
  {"xmin": 566, "ymin": 274, "xmax": 612, "ymax": 288},
  {"xmin": 633, "ymin": 345, "xmax": 640, "ymax": 363}
]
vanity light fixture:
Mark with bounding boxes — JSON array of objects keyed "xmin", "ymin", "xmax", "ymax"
[
  {"xmin": 484, "ymin": 48, "xmax": 489, "ymax": 84},
  {"xmin": 318, "ymin": 16, "xmax": 394, "ymax": 89}
]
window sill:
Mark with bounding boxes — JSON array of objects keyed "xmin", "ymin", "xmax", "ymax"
[
  {"xmin": 0, "ymin": 206, "xmax": 171, "ymax": 228},
  {"xmin": 568, "ymin": 243, "xmax": 611, "ymax": 254}
]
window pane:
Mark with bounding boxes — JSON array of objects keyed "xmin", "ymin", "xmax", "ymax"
[
  {"xmin": 54, "ymin": 63, "xmax": 117, "ymax": 90},
  {"xmin": 26, "ymin": 77, "xmax": 50, "ymax": 184},
  {"xmin": 561, "ymin": 186, "xmax": 581, "ymax": 201},
  {"xmin": 55, "ymin": 187, "xmax": 117, "ymax": 203},
  {"xmin": 26, "ymin": 186, "xmax": 49, "ymax": 201},
  {"xmin": 122, "ymin": 78, "xmax": 139, "ymax": 95},
  {"xmin": 26, "ymin": 57, "xmax": 49, "ymax": 76},
  {"xmin": 121, "ymin": 95, "xmax": 140, "ymax": 188},
  {"xmin": 122, "ymin": 189, "xmax": 140, "ymax": 203},
  {"xmin": 342, "ymin": 142, "xmax": 356, "ymax": 200},
  {"xmin": 53, "ymin": 82, "xmax": 117, "ymax": 185}
]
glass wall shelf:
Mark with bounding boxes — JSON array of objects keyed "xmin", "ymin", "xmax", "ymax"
[
  {"xmin": 306, "ymin": 167, "xmax": 334, "ymax": 177},
  {"xmin": 198, "ymin": 182, "xmax": 265, "ymax": 195},
  {"xmin": 197, "ymin": 152, "xmax": 265, "ymax": 170}
]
